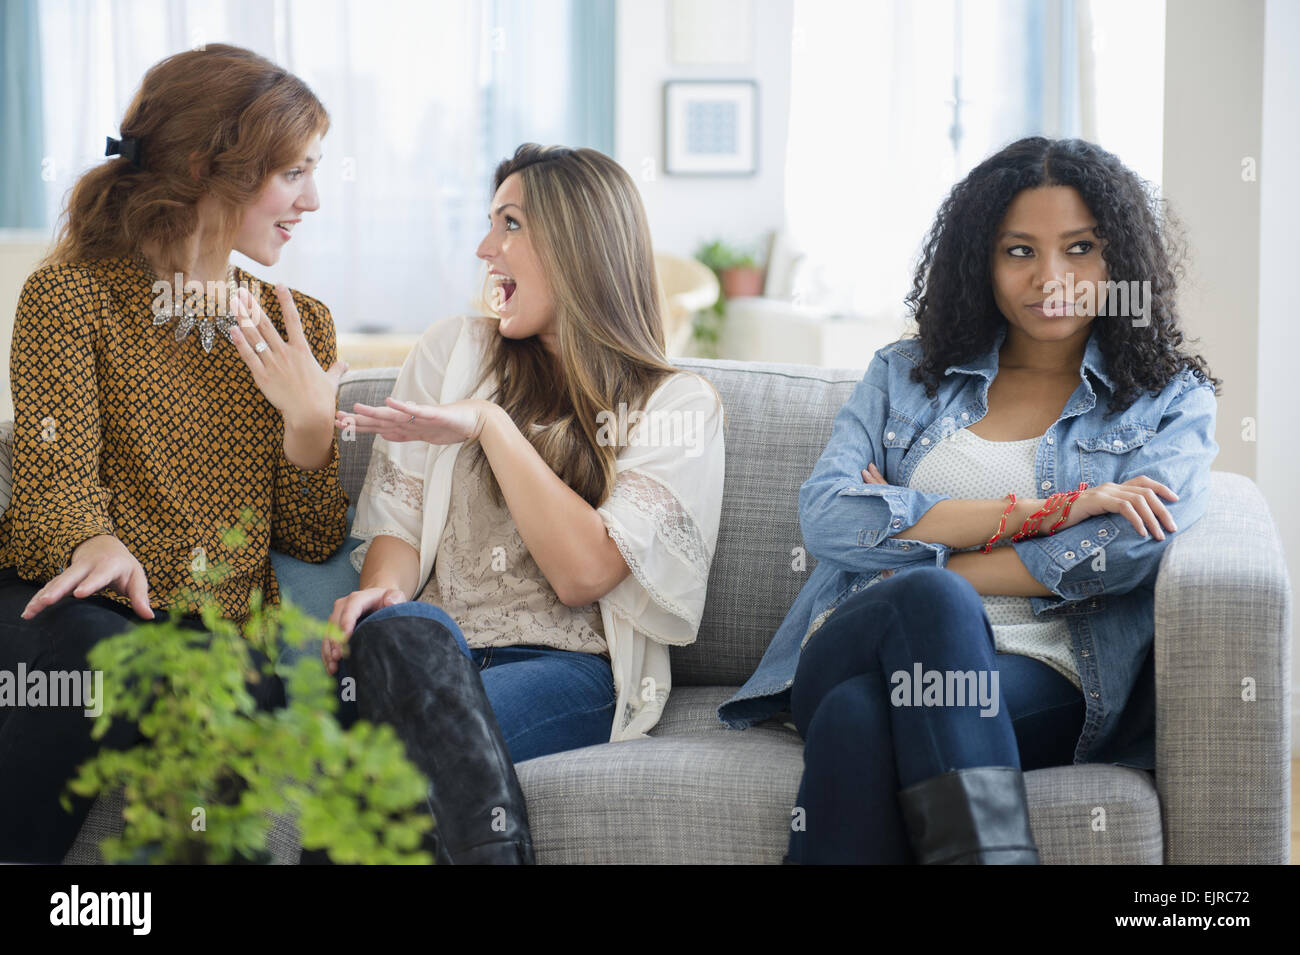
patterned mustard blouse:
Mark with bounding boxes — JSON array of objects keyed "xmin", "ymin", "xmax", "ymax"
[{"xmin": 0, "ymin": 254, "xmax": 349, "ymax": 626}]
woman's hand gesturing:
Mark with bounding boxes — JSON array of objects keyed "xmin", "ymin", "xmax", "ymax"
[
  {"xmin": 229, "ymin": 285, "xmax": 347, "ymax": 429},
  {"xmin": 336, "ymin": 397, "xmax": 495, "ymax": 446}
]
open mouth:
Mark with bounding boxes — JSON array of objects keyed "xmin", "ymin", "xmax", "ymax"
[
  {"xmin": 274, "ymin": 220, "xmax": 298, "ymax": 241},
  {"xmin": 490, "ymin": 273, "xmax": 517, "ymax": 311}
]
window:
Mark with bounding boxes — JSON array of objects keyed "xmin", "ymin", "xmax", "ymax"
[
  {"xmin": 23, "ymin": 0, "xmax": 613, "ymax": 332},
  {"xmin": 783, "ymin": 0, "xmax": 1165, "ymax": 323}
]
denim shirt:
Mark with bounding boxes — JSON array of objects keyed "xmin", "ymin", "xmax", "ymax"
[{"xmin": 718, "ymin": 323, "xmax": 1219, "ymax": 770}]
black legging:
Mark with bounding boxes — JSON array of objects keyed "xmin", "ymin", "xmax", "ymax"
[{"xmin": 0, "ymin": 566, "xmax": 284, "ymax": 863}]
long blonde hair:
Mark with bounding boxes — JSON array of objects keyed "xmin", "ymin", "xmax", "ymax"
[{"xmin": 467, "ymin": 143, "xmax": 723, "ymax": 508}]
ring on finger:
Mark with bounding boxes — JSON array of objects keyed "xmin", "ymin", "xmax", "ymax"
[
  {"xmin": 239, "ymin": 322, "xmax": 267, "ymax": 356},
  {"xmin": 236, "ymin": 296, "xmax": 269, "ymax": 352}
]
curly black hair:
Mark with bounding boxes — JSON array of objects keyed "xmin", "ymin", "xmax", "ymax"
[{"xmin": 904, "ymin": 137, "xmax": 1221, "ymax": 417}]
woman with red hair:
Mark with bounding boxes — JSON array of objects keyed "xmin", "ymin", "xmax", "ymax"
[{"xmin": 0, "ymin": 44, "xmax": 348, "ymax": 863}]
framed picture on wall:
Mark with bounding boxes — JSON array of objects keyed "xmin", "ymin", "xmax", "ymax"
[{"xmin": 663, "ymin": 80, "xmax": 758, "ymax": 176}]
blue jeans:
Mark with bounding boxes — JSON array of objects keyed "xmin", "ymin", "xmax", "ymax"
[
  {"xmin": 340, "ymin": 601, "xmax": 616, "ymax": 764},
  {"xmin": 788, "ymin": 566, "xmax": 1086, "ymax": 864}
]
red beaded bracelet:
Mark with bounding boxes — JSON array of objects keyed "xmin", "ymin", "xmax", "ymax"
[
  {"xmin": 1010, "ymin": 482, "xmax": 1089, "ymax": 542},
  {"xmin": 982, "ymin": 482, "xmax": 1090, "ymax": 554},
  {"xmin": 980, "ymin": 493, "xmax": 1018, "ymax": 554}
]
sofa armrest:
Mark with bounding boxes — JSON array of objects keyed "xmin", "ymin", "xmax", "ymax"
[
  {"xmin": 0, "ymin": 420, "xmax": 13, "ymax": 520},
  {"xmin": 1154, "ymin": 471, "xmax": 1292, "ymax": 863}
]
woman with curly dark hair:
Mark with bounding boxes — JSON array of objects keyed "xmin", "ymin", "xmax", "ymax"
[{"xmin": 721, "ymin": 137, "xmax": 1221, "ymax": 864}]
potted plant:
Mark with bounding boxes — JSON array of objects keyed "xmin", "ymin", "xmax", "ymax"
[
  {"xmin": 690, "ymin": 239, "xmax": 768, "ymax": 358},
  {"xmin": 695, "ymin": 239, "xmax": 766, "ymax": 303},
  {"xmin": 64, "ymin": 508, "xmax": 434, "ymax": 864}
]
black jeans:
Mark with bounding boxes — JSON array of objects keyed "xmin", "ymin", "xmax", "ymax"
[{"xmin": 0, "ymin": 566, "xmax": 284, "ymax": 863}]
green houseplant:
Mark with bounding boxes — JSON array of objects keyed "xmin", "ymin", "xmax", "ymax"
[
  {"xmin": 63, "ymin": 507, "xmax": 434, "ymax": 864},
  {"xmin": 693, "ymin": 239, "xmax": 767, "ymax": 357}
]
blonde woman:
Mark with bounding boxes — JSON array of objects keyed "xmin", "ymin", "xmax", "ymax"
[
  {"xmin": 325, "ymin": 144, "xmax": 726, "ymax": 864},
  {"xmin": 0, "ymin": 45, "xmax": 348, "ymax": 863}
]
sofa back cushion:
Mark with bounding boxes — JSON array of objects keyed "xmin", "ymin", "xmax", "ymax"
[
  {"xmin": 668, "ymin": 358, "xmax": 858, "ymax": 684},
  {"xmin": 0, "ymin": 421, "xmax": 12, "ymax": 520},
  {"xmin": 0, "ymin": 360, "xmax": 863, "ymax": 686},
  {"xmin": 336, "ymin": 370, "xmax": 397, "ymax": 506},
  {"xmin": 337, "ymin": 357, "xmax": 863, "ymax": 687}
]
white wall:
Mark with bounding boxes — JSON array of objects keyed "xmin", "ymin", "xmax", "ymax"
[
  {"xmin": 614, "ymin": 0, "xmax": 793, "ymax": 258},
  {"xmin": 1163, "ymin": 0, "xmax": 1297, "ymax": 753},
  {"xmin": 0, "ymin": 232, "xmax": 53, "ymax": 423},
  {"xmin": 1257, "ymin": 0, "xmax": 1300, "ymax": 754},
  {"xmin": 1162, "ymin": 0, "xmax": 1263, "ymax": 482}
]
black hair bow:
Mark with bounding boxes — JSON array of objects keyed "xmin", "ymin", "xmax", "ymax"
[{"xmin": 105, "ymin": 135, "xmax": 143, "ymax": 169}]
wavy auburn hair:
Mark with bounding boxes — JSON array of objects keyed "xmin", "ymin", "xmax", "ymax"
[
  {"xmin": 45, "ymin": 43, "xmax": 328, "ymax": 275},
  {"xmin": 466, "ymin": 143, "xmax": 723, "ymax": 509},
  {"xmin": 904, "ymin": 137, "xmax": 1221, "ymax": 416}
]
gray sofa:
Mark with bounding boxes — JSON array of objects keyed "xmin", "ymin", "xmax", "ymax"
[{"xmin": 6, "ymin": 354, "xmax": 1291, "ymax": 863}]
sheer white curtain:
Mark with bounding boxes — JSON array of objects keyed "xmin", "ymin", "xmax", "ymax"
[
  {"xmin": 783, "ymin": 0, "xmax": 1165, "ymax": 324},
  {"xmin": 784, "ymin": 0, "xmax": 959, "ymax": 323},
  {"xmin": 36, "ymin": 0, "xmax": 499, "ymax": 331}
]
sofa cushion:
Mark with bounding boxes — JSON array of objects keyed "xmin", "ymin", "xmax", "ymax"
[
  {"xmin": 667, "ymin": 358, "xmax": 859, "ymax": 685},
  {"xmin": 337, "ymin": 360, "xmax": 863, "ymax": 688},
  {"xmin": 511, "ymin": 685, "xmax": 1164, "ymax": 864},
  {"xmin": 1024, "ymin": 764, "xmax": 1163, "ymax": 864},
  {"xmin": 269, "ymin": 505, "xmax": 362, "ymax": 621},
  {"xmin": 517, "ymin": 729, "xmax": 806, "ymax": 864},
  {"xmin": 65, "ymin": 734, "xmax": 1164, "ymax": 865},
  {"xmin": 336, "ymin": 370, "xmax": 396, "ymax": 504},
  {"xmin": 0, "ymin": 420, "xmax": 12, "ymax": 519},
  {"xmin": 647, "ymin": 684, "xmax": 788, "ymax": 738},
  {"xmin": 62, "ymin": 789, "xmax": 303, "ymax": 865}
]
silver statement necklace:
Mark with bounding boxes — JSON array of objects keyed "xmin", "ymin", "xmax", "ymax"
[{"xmin": 140, "ymin": 254, "xmax": 240, "ymax": 354}]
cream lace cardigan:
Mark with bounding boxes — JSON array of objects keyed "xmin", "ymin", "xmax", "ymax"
[{"xmin": 347, "ymin": 315, "xmax": 726, "ymax": 741}]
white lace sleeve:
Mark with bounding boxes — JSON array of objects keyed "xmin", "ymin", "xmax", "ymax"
[
  {"xmin": 346, "ymin": 320, "xmax": 464, "ymax": 575},
  {"xmin": 360, "ymin": 447, "xmax": 425, "ymax": 514},
  {"xmin": 605, "ymin": 470, "xmax": 711, "ymax": 610},
  {"xmin": 596, "ymin": 374, "xmax": 725, "ymax": 645},
  {"xmin": 349, "ymin": 441, "xmax": 427, "ymax": 574}
]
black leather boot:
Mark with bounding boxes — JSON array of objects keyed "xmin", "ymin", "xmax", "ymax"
[
  {"xmin": 350, "ymin": 613, "xmax": 535, "ymax": 865},
  {"xmin": 898, "ymin": 766, "xmax": 1041, "ymax": 864}
]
